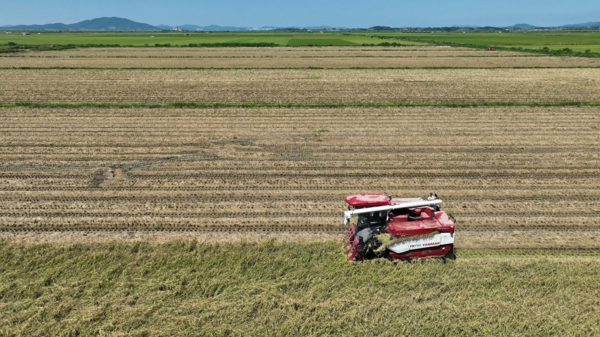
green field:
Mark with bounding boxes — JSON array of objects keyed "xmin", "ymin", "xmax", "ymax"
[
  {"xmin": 2, "ymin": 239, "xmax": 599, "ymax": 336},
  {"xmin": 508, "ymin": 44, "xmax": 600, "ymax": 52},
  {"xmin": 356, "ymin": 31, "xmax": 600, "ymax": 46},
  {"xmin": 0, "ymin": 32, "xmax": 429, "ymax": 47},
  {"xmin": 352, "ymin": 31, "xmax": 600, "ymax": 55},
  {"xmin": 2, "ymin": 31, "xmax": 599, "ymax": 49}
]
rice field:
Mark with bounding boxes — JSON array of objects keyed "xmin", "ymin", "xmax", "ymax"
[
  {"xmin": 11, "ymin": 46, "xmax": 600, "ymax": 69},
  {"xmin": 1, "ymin": 45, "xmax": 599, "ymax": 335},
  {"xmin": 0, "ymin": 106, "xmax": 598, "ymax": 245},
  {"xmin": 5, "ymin": 56, "xmax": 600, "ymax": 69},
  {"xmin": 0, "ymin": 32, "xmax": 430, "ymax": 47},
  {"xmin": 2, "ymin": 68, "xmax": 600, "ymax": 104},
  {"xmin": 354, "ymin": 31, "xmax": 600, "ymax": 48},
  {"xmin": 4, "ymin": 46, "xmax": 524, "ymax": 57},
  {"xmin": 1, "ymin": 240, "xmax": 600, "ymax": 336}
]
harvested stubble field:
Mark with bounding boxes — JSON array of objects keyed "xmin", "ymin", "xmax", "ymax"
[
  {"xmin": 0, "ymin": 106, "xmax": 598, "ymax": 241},
  {"xmin": 5, "ymin": 55, "xmax": 600, "ymax": 69},
  {"xmin": 4, "ymin": 46, "xmax": 513, "ymax": 58},
  {"xmin": 3, "ymin": 68, "xmax": 600, "ymax": 104},
  {"xmin": 10, "ymin": 46, "xmax": 600, "ymax": 70},
  {"xmin": 2, "ymin": 45, "xmax": 600, "ymax": 336}
]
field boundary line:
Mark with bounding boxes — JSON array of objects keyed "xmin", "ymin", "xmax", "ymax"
[
  {"xmin": 3, "ymin": 101, "xmax": 600, "ymax": 109},
  {"xmin": 0, "ymin": 55, "xmax": 551, "ymax": 59},
  {"xmin": 4, "ymin": 66, "xmax": 600, "ymax": 70}
]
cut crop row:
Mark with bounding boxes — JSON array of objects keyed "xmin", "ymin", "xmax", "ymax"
[{"xmin": 2, "ymin": 69, "xmax": 600, "ymax": 104}]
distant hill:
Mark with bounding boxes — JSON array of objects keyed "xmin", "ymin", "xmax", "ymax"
[
  {"xmin": 304, "ymin": 25, "xmax": 345, "ymax": 30},
  {"xmin": 155, "ymin": 24, "xmax": 260, "ymax": 31},
  {"xmin": 6, "ymin": 23, "xmax": 72, "ymax": 31},
  {"xmin": 183, "ymin": 24, "xmax": 251, "ymax": 31},
  {"xmin": 478, "ymin": 26, "xmax": 504, "ymax": 30},
  {"xmin": 561, "ymin": 21, "xmax": 600, "ymax": 28},
  {"xmin": 69, "ymin": 17, "xmax": 159, "ymax": 31},
  {"xmin": 4, "ymin": 17, "xmax": 160, "ymax": 31},
  {"xmin": 503, "ymin": 22, "xmax": 600, "ymax": 29},
  {"xmin": 505, "ymin": 23, "xmax": 538, "ymax": 29},
  {"xmin": 369, "ymin": 26, "xmax": 395, "ymax": 31},
  {"xmin": 150, "ymin": 24, "xmax": 345, "ymax": 31},
  {"xmin": 4, "ymin": 18, "xmax": 600, "ymax": 31}
]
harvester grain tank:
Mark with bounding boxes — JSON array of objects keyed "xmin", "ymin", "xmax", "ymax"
[{"xmin": 344, "ymin": 193, "xmax": 456, "ymax": 261}]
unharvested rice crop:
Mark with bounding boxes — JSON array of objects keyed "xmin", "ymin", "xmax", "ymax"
[
  {"xmin": 2, "ymin": 240, "xmax": 599, "ymax": 336},
  {"xmin": 2, "ymin": 68, "xmax": 600, "ymax": 103}
]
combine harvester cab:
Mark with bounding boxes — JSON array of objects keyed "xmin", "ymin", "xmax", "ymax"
[{"xmin": 344, "ymin": 194, "xmax": 456, "ymax": 261}]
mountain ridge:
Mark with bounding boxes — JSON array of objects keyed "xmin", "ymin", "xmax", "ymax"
[
  {"xmin": 4, "ymin": 17, "xmax": 160, "ymax": 31},
  {"xmin": 154, "ymin": 24, "xmax": 345, "ymax": 31},
  {"xmin": 3, "ymin": 17, "xmax": 600, "ymax": 31},
  {"xmin": 562, "ymin": 21, "xmax": 600, "ymax": 28}
]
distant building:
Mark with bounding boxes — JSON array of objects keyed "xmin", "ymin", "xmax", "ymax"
[
  {"xmin": 5, "ymin": 31, "xmax": 12, "ymax": 34},
  {"xmin": 173, "ymin": 26, "xmax": 182, "ymax": 32}
]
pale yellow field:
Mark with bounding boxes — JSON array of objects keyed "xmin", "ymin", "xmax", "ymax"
[
  {"xmin": 2, "ymin": 68, "xmax": 600, "ymax": 103},
  {"xmin": 1, "ymin": 48, "xmax": 599, "ymax": 249},
  {"xmin": 0, "ymin": 106, "xmax": 598, "ymax": 251},
  {"xmin": 2, "ymin": 56, "xmax": 598, "ymax": 68},
  {"xmin": 8, "ymin": 46, "xmax": 595, "ymax": 69},
  {"xmin": 6, "ymin": 46, "xmax": 520, "ymax": 58}
]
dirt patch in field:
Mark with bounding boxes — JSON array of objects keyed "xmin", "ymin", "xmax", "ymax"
[
  {"xmin": 89, "ymin": 167, "xmax": 116, "ymax": 187},
  {"xmin": 89, "ymin": 167, "xmax": 126, "ymax": 187}
]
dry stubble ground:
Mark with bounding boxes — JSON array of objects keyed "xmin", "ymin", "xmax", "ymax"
[
  {"xmin": 0, "ymin": 106, "xmax": 598, "ymax": 246},
  {"xmin": 4, "ymin": 46, "xmax": 520, "ymax": 57},
  {"xmin": 1, "ymin": 47, "xmax": 600, "ymax": 336},
  {"xmin": 4, "ymin": 56, "xmax": 600, "ymax": 68},
  {"xmin": 4, "ymin": 46, "xmax": 593, "ymax": 69},
  {"xmin": 2, "ymin": 68, "xmax": 600, "ymax": 104}
]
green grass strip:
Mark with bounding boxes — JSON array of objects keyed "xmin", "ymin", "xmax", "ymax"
[
  {"xmin": 2, "ymin": 101, "xmax": 600, "ymax": 109},
  {"xmin": 364, "ymin": 34, "xmax": 600, "ymax": 59}
]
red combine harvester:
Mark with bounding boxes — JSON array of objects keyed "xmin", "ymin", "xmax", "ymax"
[{"xmin": 344, "ymin": 193, "xmax": 456, "ymax": 261}]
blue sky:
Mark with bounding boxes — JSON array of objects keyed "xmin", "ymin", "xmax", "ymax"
[{"xmin": 1, "ymin": 0, "xmax": 599, "ymax": 27}]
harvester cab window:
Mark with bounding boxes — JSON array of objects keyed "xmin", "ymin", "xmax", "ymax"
[{"xmin": 357, "ymin": 211, "xmax": 387, "ymax": 229}]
